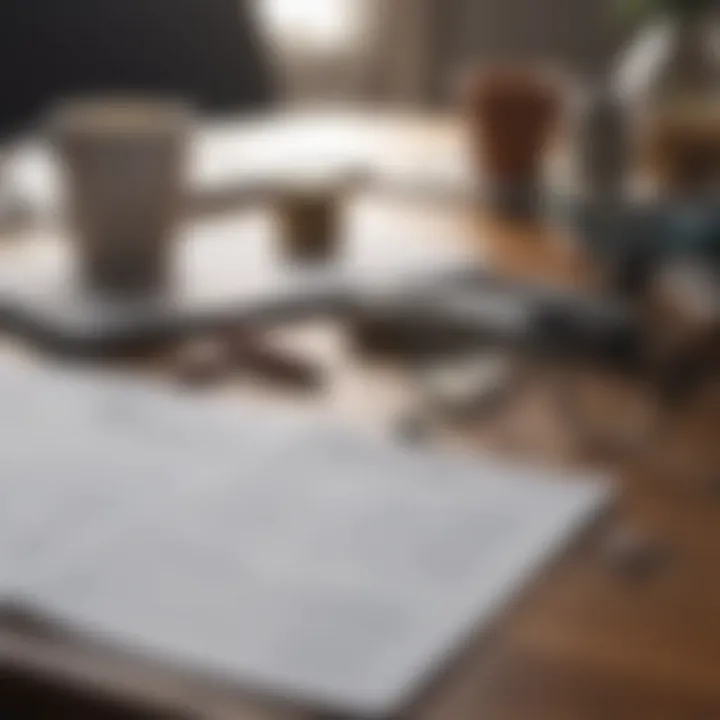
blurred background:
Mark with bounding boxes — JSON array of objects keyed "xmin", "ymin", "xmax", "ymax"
[
  {"xmin": 255, "ymin": 0, "xmax": 621, "ymax": 104},
  {"xmin": 1, "ymin": 1, "xmax": 720, "ymax": 719}
]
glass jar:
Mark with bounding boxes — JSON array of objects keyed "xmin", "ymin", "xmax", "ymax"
[{"xmin": 615, "ymin": 11, "xmax": 720, "ymax": 194}]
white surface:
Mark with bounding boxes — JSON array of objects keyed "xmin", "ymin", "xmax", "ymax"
[
  {"xmin": 0, "ymin": 363, "xmax": 611, "ymax": 716},
  {"xmin": 0, "ymin": 199, "xmax": 476, "ymax": 346},
  {"xmin": 10, "ymin": 114, "xmax": 475, "ymax": 219}
]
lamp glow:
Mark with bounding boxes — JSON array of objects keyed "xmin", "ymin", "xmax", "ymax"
[{"xmin": 258, "ymin": 0, "xmax": 361, "ymax": 51}]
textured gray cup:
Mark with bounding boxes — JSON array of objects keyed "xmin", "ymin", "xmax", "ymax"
[{"xmin": 50, "ymin": 99, "xmax": 191, "ymax": 296}]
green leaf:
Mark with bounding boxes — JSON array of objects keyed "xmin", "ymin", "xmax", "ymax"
[{"xmin": 615, "ymin": 0, "xmax": 715, "ymax": 23}]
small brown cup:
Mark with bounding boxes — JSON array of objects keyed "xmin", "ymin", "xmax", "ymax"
[
  {"xmin": 271, "ymin": 169, "xmax": 361, "ymax": 262},
  {"xmin": 276, "ymin": 186, "xmax": 340, "ymax": 262},
  {"xmin": 49, "ymin": 98, "xmax": 191, "ymax": 295}
]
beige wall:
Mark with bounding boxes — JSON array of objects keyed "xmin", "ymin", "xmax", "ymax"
[
  {"xmin": 426, "ymin": 0, "xmax": 626, "ymax": 103},
  {"xmin": 258, "ymin": 0, "xmax": 628, "ymax": 107}
]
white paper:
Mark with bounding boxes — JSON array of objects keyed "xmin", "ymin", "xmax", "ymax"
[{"xmin": 0, "ymin": 363, "xmax": 611, "ymax": 716}]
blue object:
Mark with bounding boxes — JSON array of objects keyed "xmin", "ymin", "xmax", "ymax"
[{"xmin": 565, "ymin": 198, "xmax": 720, "ymax": 266}]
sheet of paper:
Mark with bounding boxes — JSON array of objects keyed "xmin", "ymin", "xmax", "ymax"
[
  {"xmin": 0, "ymin": 363, "xmax": 310, "ymax": 592},
  {"xmin": 0, "ymin": 362, "xmax": 611, "ymax": 716}
]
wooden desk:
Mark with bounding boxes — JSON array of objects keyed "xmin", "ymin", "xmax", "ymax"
[{"xmin": 3, "ymin": 113, "xmax": 720, "ymax": 720}]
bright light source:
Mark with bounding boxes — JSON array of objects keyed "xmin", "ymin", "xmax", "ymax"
[{"xmin": 257, "ymin": 0, "xmax": 361, "ymax": 52}]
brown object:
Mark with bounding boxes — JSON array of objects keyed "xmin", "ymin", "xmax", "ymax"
[
  {"xmin": 464, "ymin": 65, "xmax": 563, "ymax": 215},
  {"xmin": 4, "ymin": 114, "xmax": 720, "ymax": 720},
  {"xmin": 226, "ymin": 328, "xmax": 325, "ymax": 390},
  {"xmin": 50, "ymin": 98, "xmax": 190, "ymax": 295},
  {"xmin": 275, "ymin": 183, "xmax": 341, "ymax": 262},
  {"xmin": 601, "ymin": 525, "xmax": 671, "ymax": 581},
  {"xmin": 645, "ymin": 104, "xmax": 720, "ymax": 194}
]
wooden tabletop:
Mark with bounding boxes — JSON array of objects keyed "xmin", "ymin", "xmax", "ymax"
[{"xmin": 3, "ymin": 112, "xmax": 720, "ymax": 720}]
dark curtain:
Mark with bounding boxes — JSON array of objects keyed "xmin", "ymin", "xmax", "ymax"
[{"xmin": 0, "ymin": 0, "xmax": 275, "ymax": 137}]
